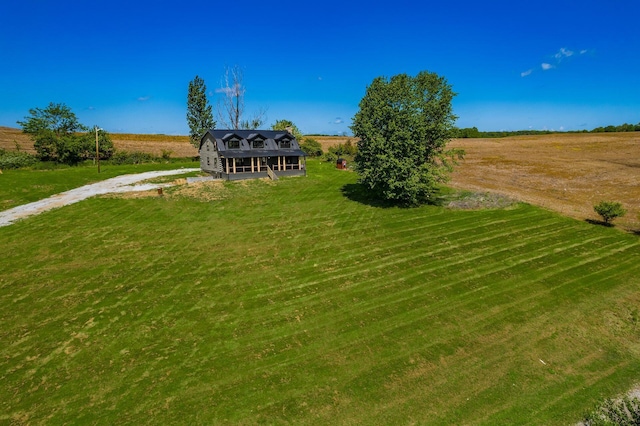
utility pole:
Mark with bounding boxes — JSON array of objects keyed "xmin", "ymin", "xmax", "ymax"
[{"xmin": 95, "ymin": 126, "xmax": 101, "ymax": 173}]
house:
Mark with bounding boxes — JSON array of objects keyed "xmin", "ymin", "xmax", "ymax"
[{"xmin": 199, "ymin": 129, "xmax": 307, "ymax": 180}]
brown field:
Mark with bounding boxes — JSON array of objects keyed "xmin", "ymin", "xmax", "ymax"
[
  {"xmin": 2, "ymin": 126, "xmax": 638, "ymax": 230},
  {"xmin": 0, "ymin": 127, "xmax": 197, "ymax": 157},
  {"xmin": 448, "ymin": 132, "xmax": 640, "ymax": 230}
]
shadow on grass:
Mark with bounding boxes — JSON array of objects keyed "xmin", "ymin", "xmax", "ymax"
[
  {"xmin": 341, "ymin": 183, "xmax": 448, "ymax": 208},
  {"xmin": 585, "ymin": 218, "xmax": 614, "ymax": 228}
]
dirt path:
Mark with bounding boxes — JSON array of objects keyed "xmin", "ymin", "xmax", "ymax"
[{"xmin": 0, "ymin": 168, "xmax": 199, "ymax": 227}]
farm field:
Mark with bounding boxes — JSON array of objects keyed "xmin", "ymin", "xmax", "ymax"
[
  {"xmin": 448, "ymin": 132, "xmax": 640, "ymax": 230},
  {"xmin": 0, "ymin": 127, "xmax": 197, "ymax": 158},
  {"xmin": 1, "ymin": 160, "xmax": 640, "ymax": 424}
]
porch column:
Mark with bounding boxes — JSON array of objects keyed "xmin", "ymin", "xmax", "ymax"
[
  {"xmin": 232, "ymin": 158, "xmax": 236, "ymax": 174},
  {"xmin": 251, "ymin": 157, "xmax": 254, "ymax": 173},
  {"xmin": 279, "ymin": 156, "xmax": 282, "ymax": 171},
  {"xmin": 225, "ymin": 158, "xmax": 229, "ymax": 175}
]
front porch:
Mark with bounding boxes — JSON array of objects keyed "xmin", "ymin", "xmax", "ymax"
[{"xmin": 220, "ymin": 155, "xmax": 306, "ymax": 180}]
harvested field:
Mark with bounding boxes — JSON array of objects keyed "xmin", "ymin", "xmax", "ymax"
[
  {"xmin": 305, "ymin": 135, "xmax": 355, "ymax": 151},
  {"xmin": 448, "ymin": 133, "xmax": 640, "ymax": 230},
  {"xmin": 0, "ymin": 127, "xmax": 34, "ymax": 153},
  {"xmin": 0, "ymin": 127, "xmax": 197, "ymax": 158}
]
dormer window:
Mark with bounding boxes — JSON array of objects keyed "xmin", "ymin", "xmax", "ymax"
[
  {"xmin": 280, "ymin": 140, "xmax": 291, "ymax": 149},
  {"xmin": 227, "ymin": 139, "xmax": 240, "ymax": 149},
  {"xmin": 252, "ymin": 139, "xmax": 264, "ymax": 149}
]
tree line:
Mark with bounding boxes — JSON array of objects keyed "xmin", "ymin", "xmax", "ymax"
[{"xmin": 455, "ymin": 123, "xmax": 640, "ymax": 138}]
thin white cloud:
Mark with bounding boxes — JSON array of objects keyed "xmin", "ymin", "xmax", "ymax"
[
  {"xmin": 522, "ymin": 47, "xmax": 590, "ymax": 78},
  {"xmin": 333, "ymin": 118, "xmax": 344, "ymax": 124},
  {"xmin": 137, "ymin": 96, "xmax": 151, "ymax": 102},
  {"xmin": 215, "ymin": 83, "xmax": 243, "ymax": 95},
  {"xmin": 554, "ymin": 47, "xmax": 574, "ymax": 59}
]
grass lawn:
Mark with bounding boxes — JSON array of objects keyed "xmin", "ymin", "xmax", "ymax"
[
  {"xmin": 0, "ymin": 160, "xmax": 200, "ymax": 212},
  {"xmin": 1, "ymin": 160, "xmax": 639, "ymax": 424}
]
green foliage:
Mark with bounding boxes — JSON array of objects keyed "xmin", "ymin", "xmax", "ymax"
[
  {"xmin": 583, "ymin": 396, "xmax": 640, "ymax": 425},
  {"xmin": 187, "ymin": 75, "xmax": 214, "ymax": 148},
  {"xmin": 452, "ymin": 121, "xmax": 640, "ymax": 139},
  {"xmin": 592, "ymin": 123, "xmax": 640, "ymax": 133},
  {"xmin": 594, "ymin": 201, "xmax": 627, "ymax": 224},
  {"xmin": 17, "ymin": 103, "xmax": 112, "ymax": 164},
  {"xmin": 109, "ymin": 150, "xmax": 159, "ymax": 165},
  {"xmin": 328, "ymin": 139, "xmax": 357, "ymax": 157},
  {"xmin": 271, "ymin": 119, "xmax": 303, "ymax": 141},
  {"xmin": 300, "ymin": 137, "xmax": 323, "ymax": 157},
  {"xmin": 0, "ymin": 148, "xmax": 38, "ymax": 169},
  {"xmin": 324, "ymin": 152, "xmax": 337, "ymax": 162},
  {"xmin": 352, "ymin": 71, "xmax": 462, "ymax": 205},
  {"xmin": 161, "ymin": 149, "xmax": 173, "ymax": 161},
  {"xmin": 17, "ymin": 102, "xmax": 85, "ymax": 137}
]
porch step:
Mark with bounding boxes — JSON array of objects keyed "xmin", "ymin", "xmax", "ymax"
[{"xmin": 267, "ymin": 166, "xmax": 279, "ymax": 181}]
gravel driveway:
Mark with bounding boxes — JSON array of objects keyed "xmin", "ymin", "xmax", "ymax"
[{"xmin": 0, "ymin": 168, "xmax": 199, "ymax": 227}]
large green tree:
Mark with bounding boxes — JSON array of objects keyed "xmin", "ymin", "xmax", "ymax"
[
  {"xmin": 271, "ymin": 119, "xmax": 303, "ymax": 140},
  {"xmin": 186, "ymin": 75, "xmax": 215, "ymax": 148},
  {"xmin": 17, "ymin": 103, "xmax": 112, "ymax": 164},
  {"xmin": 351, "ymin": 71, "xmax": 462, "ymax": 205}
]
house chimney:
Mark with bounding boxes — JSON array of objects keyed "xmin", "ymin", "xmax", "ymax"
[{"xmin": 285, "ymin": 126, "xmax": 293, "ymax": 135}]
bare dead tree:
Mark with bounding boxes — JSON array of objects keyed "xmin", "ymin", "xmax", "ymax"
[{"xmin": 216, "ymin": 65, "xmax": 266, "ymax": 129}]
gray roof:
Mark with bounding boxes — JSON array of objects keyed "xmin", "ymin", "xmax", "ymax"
[{"xmin": 199, "ymin": 129, "xmax": 306, "ymax": 157}]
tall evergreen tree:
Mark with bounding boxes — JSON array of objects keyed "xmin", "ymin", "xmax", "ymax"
[{"xmin": 187, "ymin": 76, "xmax": 214, "ymax": 148}]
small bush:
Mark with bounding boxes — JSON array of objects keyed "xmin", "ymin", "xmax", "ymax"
[
  {"xmin": 328, "ymin": 139, "xmax": 357, "ymax": 157},
  {"xmin": 324, "ymin": 152, "xmax": 337, "ymax": 163},
  {"xmin": 594, "ymin": 201, "xmax": 626, "ymax": 224},
  {"xmin": 301, "ymin": 138, "xmax": 323, "ymax": 157},
  {"xmin": 161, "ymin": 149, "xmax": 173, "ymax": 161},
  {"xmin": 583, "ymin": 396, "xmax": 640, "ymax": 425},
  {"xmin": 0, "ymin": 148, "xmax": 38, "ymax": 169},
  {"xmin": 109, "ymin": 150, "xmax": 159, "ymax": 165}
]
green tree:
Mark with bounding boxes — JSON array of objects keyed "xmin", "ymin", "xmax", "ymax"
[
  {"xmin": 300, "ymin": 138, "xmax": 323, "ymax": 157},
  {"xmin": 351, "ymin": 71, "xmax": 462, "ymax": 205},
  {"xmin": 186, "ymin": 75, "xmax": 214, "ymax": 148},
  {"xmin": 17, "ymin": 102, "xmax": 85, "ymax": 137},
  {"xmin": 18, "ymin": 103, "xmax": 113, "ymax": 164},
  {"xmin": 593, "ymin": 201, "xmax": 626, "ymax": 224},
  {"xmin": 271, "ymin": 119, "xmax": 303, "ymax": 140}
]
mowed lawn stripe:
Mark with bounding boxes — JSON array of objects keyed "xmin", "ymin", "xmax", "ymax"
[{"xmin": 1, "ymin": 161, "xmax": 639, "ymax": 424}]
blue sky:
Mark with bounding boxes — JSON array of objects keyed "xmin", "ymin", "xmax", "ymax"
[{"xmin": 1, "ymin": 0, "xmax": 639, "ymax": 135}]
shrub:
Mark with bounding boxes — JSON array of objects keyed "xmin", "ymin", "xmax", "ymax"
[
  {"xmin": 324, "ymin": 152, "xmax": 337, "ymax": 163},
  {"xmin": 328, "ymin": 139, "xmax": 357, "ymax": 157},
  {"xmin": 582, "ymin": 396, "xmax": 640, "ymax": 425},
  {"xmin": 593, "ymin": 201, "xmax": 626, "ymax": 224},
  {"xmin": 109, "ymin": 150, "xmax": 158, "ymax": 165},
  {"xmin": 301, "ymin": 138, "xmax": 323, "ymax": 157},
  {"xmin": 0, "ymin": 148, "xmax": 38, "ymax": 169},
  {"xmin": 161, "ymin": 149, "xmax": 173, "ymax": 161}
]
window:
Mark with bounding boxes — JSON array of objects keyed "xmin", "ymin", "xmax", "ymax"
[
  {"xmin": 252, "ymin": 140, "xmax": 264, "ymax": 149},
  {"xmin": 280, "ymin": 140, "xmax": 291, "ymax": 149},
  {"xmin": 207, "ymin": 157, "xmax": 210, "ymax": 166},
  {"xmin": 228, "ymin": 139, "xmax": 240, "ymax": 149}
]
